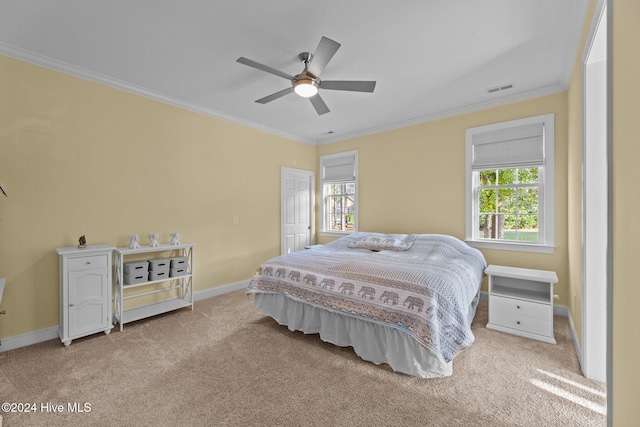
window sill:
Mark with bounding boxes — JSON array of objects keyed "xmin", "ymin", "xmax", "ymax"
[
  {"xmin": 320, "ymin": 230, "xmax": 354, "ymax": 238},
  {"xmin": 465, "ymin": 239, "xmax": 555, "ymax": 254}
]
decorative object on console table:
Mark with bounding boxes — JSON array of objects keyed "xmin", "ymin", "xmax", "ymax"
[
  {"xmin": 128, "ymin": 234, "xmax": 140, "ymax": 249},
  {"xmin": 170, "ymin": 232, "xmax": 180, "ymax": 246},
  {"xmin": 78, "ymin": 235, "xmax": 87, "ymax": 248},
  {"xmin": 485, "ymin": 264, "xmax": 558, "ymax": 344},
  {"xmin": 56, "ymin": 245, "xmax": 115, "ymax": 347},
  {"xmin": 113, "ymin": 243, "xmax": 194, "ymax": 331},
  {"xmin": 148, "ymin": 233, "xmax": 159, "ymax": 247}
]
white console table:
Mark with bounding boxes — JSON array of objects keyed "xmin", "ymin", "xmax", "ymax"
[
  {"xmin": 113, "ymin": 243, "xmax": 194, "ymax": 331},
  {"xmin": 485, "ymin": 264, "xmax": 558, "ymax": 344}
]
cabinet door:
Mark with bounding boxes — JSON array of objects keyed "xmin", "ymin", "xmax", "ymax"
[{"xmin": 68, "ymin": 268, "xmax": 109, "ymax": 338}]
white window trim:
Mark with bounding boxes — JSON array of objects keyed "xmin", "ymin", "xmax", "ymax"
[
  {"xmin": 320, "ymin": 150, "xmax": 358, "ymax": 236},
  {"xmin": 465, "ymin": 114, "xmax": 555, "ymax": 254}
]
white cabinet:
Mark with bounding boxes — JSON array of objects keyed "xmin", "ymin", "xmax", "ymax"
[
  {"xmin": 113, "ymin": 243, "xmax": 194, "ymax": 331},
  {"xmin": 485, "ymin": 264, "xmax": 558, "ymax": 344},
  {"xmin": 56, "ymin": 245, "xmax": 115, "ymax": 347}
]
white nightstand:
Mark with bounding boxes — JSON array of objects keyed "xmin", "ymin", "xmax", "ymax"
[{"xmin": 485, "ymin": 264, "xmax": 558, "ymax": 344}]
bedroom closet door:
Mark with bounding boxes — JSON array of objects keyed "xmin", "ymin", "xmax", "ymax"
[{"xmin": 281, "ymin": 168, "xmax": 313, "ymax": 255}]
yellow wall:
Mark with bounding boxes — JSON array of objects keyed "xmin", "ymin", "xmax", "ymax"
[
  {"xmin": 612, "ymin": 0, "xmax": 640, "ymax": 424},
  {"xmin": 0, "ymin": 55, "xmax": 316, "ymax": 338},
  {"xmin": 317, "ymin": 92, "xmax": 570, "ymax": 302},
  {"xmin": 566, "ymin": 60, "xmax": 585, "ymax": 348}
]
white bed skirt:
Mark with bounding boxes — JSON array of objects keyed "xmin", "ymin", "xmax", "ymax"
[{"xmin": 253, "ymin": 293, "xmax": 452, "ymax": 378}]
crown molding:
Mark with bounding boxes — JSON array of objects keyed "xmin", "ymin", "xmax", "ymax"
[
  {"xmin": 0, "ymin": 42, "xmax": 315, "ymax": 146},
  {"xmin": 315, "ymin": 83, "xmax": 567, "ymax": 145},
  {"xmin": 1, "ymin": 41, "xmax": 573, "ymax": 148}
]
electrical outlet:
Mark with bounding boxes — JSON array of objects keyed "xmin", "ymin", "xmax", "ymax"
[{"xmin": 232, "ymin": 216, "xmax": 239, "ymax": 225}]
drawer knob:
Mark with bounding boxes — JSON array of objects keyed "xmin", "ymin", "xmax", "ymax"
[
  {"xmin": 516, "ymin": 305, "xmax": 521, "ymax": 309},
  {"xmin": 516, "ymin": 321, "xmax": 521, "ymax": 325},
  {"xmin": 86, "ymin": 261, "xmax": 92, "ymax": 265}
]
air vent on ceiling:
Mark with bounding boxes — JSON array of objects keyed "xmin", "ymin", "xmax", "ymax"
[{"xmin": 486, "ymin": 83, "xmax": 514, "ymax": 94}]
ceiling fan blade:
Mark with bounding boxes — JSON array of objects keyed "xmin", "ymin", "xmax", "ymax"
[
  {"xmin": 255, "ymin": 87, "xmax": 294, "ymax": 104},
  {"xmin": 321, "ymin": 81, "xmax": 377, "ymax": 92},
  {"xmin": 309, "ymin": 94, "xmax": 330, "ymax": 115},
  {"xmin": 237, "ymin": 57, "xmax": 295, "ymax": 80},
  {"xmin": 307, "ymin": 37, "xmax": 341, "ymax": 78}
]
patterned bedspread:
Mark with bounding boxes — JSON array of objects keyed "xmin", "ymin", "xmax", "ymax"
[{"xmin": 246, "ymin": 233, "xmax": 486, "ymax": 364}]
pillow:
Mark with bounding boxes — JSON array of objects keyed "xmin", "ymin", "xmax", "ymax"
[{"xmin": 348, "ymin": 233, "xmax": 416, "ymax": 252}]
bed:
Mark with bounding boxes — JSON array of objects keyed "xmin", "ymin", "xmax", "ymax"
[{"xmin": 246, "ymin": 232, "xmax": 487, "ymax": 378}]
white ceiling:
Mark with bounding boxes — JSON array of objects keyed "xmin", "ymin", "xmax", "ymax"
[{"xmin": 0, "ymin": 0, "xmax": 589, "ymax": 145}]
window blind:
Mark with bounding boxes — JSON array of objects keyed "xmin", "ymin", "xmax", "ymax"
[
  {"xmin": 472, "ymin": 122, "xmax": 545, "ymax": 170},
  {"xmin": 322, "ymin": 153, "xmax": 356, "ymax": 182}
]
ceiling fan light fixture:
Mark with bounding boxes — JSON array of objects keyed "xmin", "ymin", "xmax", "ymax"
[
  {"xmin": 293, "ymin": 77, "xmax": 319, "ymax": 98},
  {"xmin": 238, "ymin": 37, "xmax": 376, "ymax": 115}
]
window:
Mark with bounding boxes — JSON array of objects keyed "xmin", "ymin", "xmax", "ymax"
[
  {"xmin": 477, "ymin": 168, "xmax": 540, "ymax": 241},
  {"xmin": 320, "ymin": 150, "xmax": 358, "ymax": 234},
  {"xmin": 465, "ymin": 114, "xmax": 555, "ymax": 253}
]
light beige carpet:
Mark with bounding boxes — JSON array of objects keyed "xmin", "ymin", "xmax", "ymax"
[{"xmin": 0, "ymin": 290, "xmax": 606, "ymax": 426}]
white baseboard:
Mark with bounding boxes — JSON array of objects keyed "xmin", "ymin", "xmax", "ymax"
[
  {"xmin": 566, "ymin": 306, "xmax": 583, "ymax": 367},
  {"xmin": 553, "ymin": 303, "xmax": 569, "ymax": 317},
  {"xmin": 0, "ymin": 279, "xmax": 252, "ymax": 353},
  {"xmin": 0, "ymin": 326, "xmax": 59, "ymax": 352},
  {"xmin": 194, "ymin": 279, "xmax": 250, "ymax": 301},
  {"xmin": 546, "ymin": 303, "xmax": 583, "ymax": 368}
]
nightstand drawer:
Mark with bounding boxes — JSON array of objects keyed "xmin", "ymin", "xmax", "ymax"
[
  {"xmin": 489, "ymin": 295, "xmax": 551, "ymax": 320},
  {"xmin": 68, "ymin": 254, "xmax": 108, "ymax": 272},
  {"xmin": 489, "ymin": 309, "xmax": 553, "ymax": 337}
]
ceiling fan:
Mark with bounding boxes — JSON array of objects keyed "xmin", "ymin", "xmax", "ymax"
[{"xmin": 236, "ymin": 36, "xmax": 376, "ymax": 115}]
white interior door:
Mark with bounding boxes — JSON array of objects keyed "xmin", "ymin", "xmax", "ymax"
[{"xmin": 281, "ymin": 167, "xmax": 313, "ymax": 255}]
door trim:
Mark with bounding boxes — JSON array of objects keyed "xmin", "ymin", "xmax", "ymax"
[{"xmin": 580, "ymin": 0, "xmax": 610, "ymax": 389}]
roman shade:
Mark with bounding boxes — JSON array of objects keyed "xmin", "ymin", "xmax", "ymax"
[
  {"xmin": 471, "ymin": 122, "xmax": 545, "ymax": 170},
  {"xmin": 322, "ymin": 153, "xmax": 356, "ymax": 182}
]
